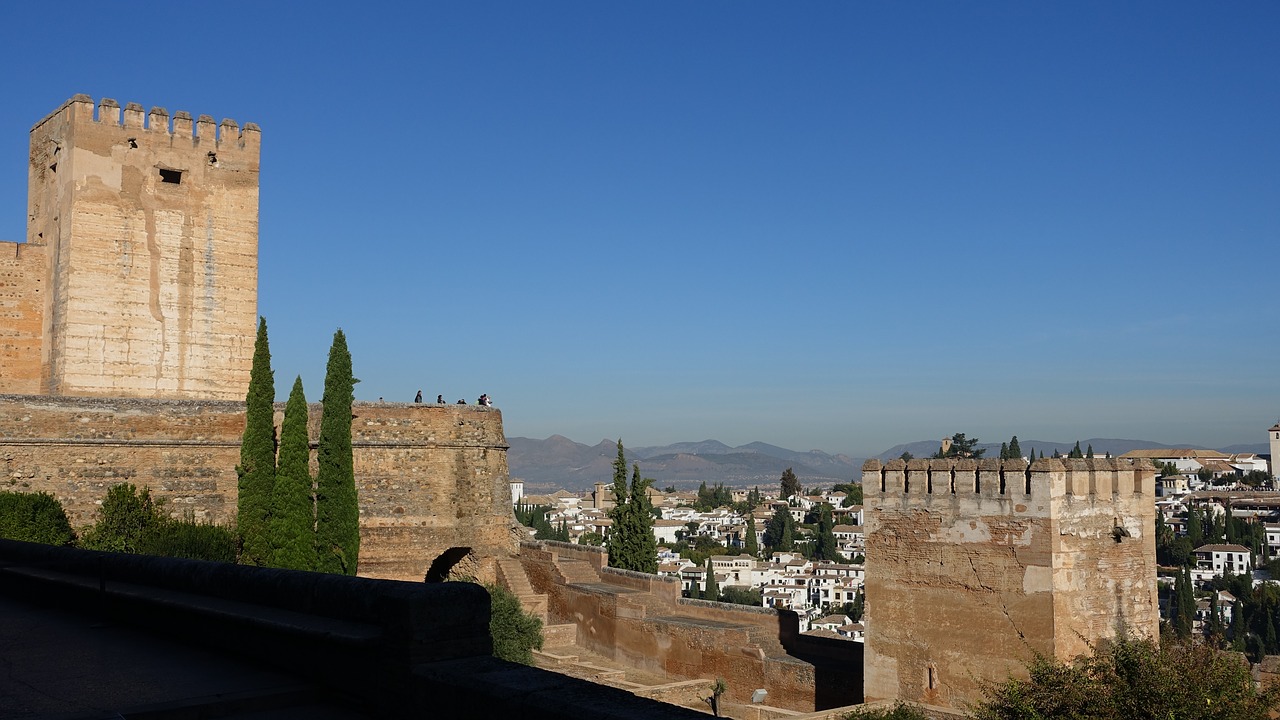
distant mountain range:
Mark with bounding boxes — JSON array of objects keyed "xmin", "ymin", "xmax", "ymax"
[{"xmin": 508, "ymin": 435, "xmax": 1269, "ymax": 492}]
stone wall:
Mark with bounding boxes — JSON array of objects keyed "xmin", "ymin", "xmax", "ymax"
[
  {"xmin": 861, "ymin": 457, "xmax": 1157, "ymax": 710},
  {"xmin": 0, "ymin": 242, "xmax": 46, "ymax": 394},
  {"xmin": 0, "ymin": 394, "xmax": 517, "ymax": 580},
  {"xmin": 8, "ymin": 95, "xmax": 260, "ymax": 399},
  {"xmin": 519, "ymin": 540, "xmax": 862, "ymax": 712}
]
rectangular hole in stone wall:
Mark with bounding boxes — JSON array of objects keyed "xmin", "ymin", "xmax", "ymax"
[{"xmin": 159, "ymin": 168, "xmax": 182, "ymax": 184}]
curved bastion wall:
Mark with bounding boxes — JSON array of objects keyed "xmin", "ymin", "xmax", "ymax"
[{"xmin": 0, "ymin": 394, "xmax": 518, "ymax": 581}]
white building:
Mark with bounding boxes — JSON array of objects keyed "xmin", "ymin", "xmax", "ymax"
[{"xmin": 1191, "ymin": 543, "xmax": 1252, "ymax": 583}]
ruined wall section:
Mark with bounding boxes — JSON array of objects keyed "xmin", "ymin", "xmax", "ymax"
[
  {"xmin": 27, "ymin": 95, "xmax": 259, "ymax": 400},
  {"xmin": 0, "ymin": 397, "xmax": 516, "ymax": 580},
  {"xmin": 862, "ymin": 457, "xmax": 1157, "ymax": 710},
  {"xmin": 0, "ymin": 242, "xmax": 47, "ymax": 393}
]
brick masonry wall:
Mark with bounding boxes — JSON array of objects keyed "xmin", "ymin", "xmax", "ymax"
[{"xmin": 0, "ymin": 395, "xmax": 517, "ymax": 579}]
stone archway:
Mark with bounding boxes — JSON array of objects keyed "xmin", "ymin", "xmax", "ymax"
[{"xmin": 424, "ymin": 546, "xmax": 476, "ymax": 583}]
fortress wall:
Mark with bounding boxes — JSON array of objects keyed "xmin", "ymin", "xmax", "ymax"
[
  {"xmin": 0, "ymin": 396, "xmax": 516, "ymax": 580},
  {"xmin": 28, "ymin": 96, "xmax": 260, "ymax": 400},
  {"xmin": 861, "ymin": 457, "xmax": 1157, "ymax": 710},
  {"xmin": 0, "ymin": 242, "xmax": 48, "ymax": 394},
  {"xmin": 519, "ymin": 540, "xmax": 859, "ymax": 711}
]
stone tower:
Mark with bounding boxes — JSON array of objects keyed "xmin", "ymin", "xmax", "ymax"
[
  {"xmin": 4, "ymin": 95, "xmax": 260, "ymax": 399},
  {"xmin": 861, "ymin": 456, "xmax": 1158, "ymax": 711},
  {"xmin": 1270, "ymin": 422, "xmax": 1280, "ymax": 482}
]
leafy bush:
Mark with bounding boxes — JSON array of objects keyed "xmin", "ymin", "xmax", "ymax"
[
  {"xmin": 974, "ymin": 635, "xmax": 1280, "ymax": 720},
  {"xmin": 0, "ymin": 491, "xmax": 75, "ymax": 545},
  {"xmin": 141, "ymin": 516, "xmax": 237, "ymax": 563},
  {"xmin": 486, "ymin": 583, "xmax": 543, "ymax": 665},
  {"xmin": 78, "ymin": 483, "xmax": 167, "ymax": 553},
  {"xmin": 79, "ymin": 484, "xmax": 235, "ymax": 562},
  {"xmin": 842, "ymin": 702, "xmax": 929, "ymax": 719}
]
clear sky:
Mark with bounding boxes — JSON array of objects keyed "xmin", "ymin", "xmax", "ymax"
[{"xmin": 1, "ymin": 3, "xmax": 1276, "ymax": 457}]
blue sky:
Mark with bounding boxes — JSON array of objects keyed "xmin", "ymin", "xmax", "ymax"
[{"xmin": 1, "ymin": 3, "xmax": 1276, "ymax": 457}]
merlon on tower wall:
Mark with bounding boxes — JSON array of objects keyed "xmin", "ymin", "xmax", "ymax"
[{"xmin": 861, "ymin": 456, "xmax": 1158, "ymax": 711}]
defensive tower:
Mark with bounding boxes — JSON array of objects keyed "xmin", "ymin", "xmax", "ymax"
[
  {"xmin": 4, "ymin": 94, "xmax": 259, "ymax": 399},
  {"xmin": 861, "ymin": 456, "xmax": 1158, "ymax": 710}
]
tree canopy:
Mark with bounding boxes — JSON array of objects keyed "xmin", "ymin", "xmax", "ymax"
[
  {"xmin": 780, "ymin": 467, "xmax": 801, "ymax": 500},
  {"xmin": 933, "ymin": 433, "xmax": 985, "ymax": 459}
]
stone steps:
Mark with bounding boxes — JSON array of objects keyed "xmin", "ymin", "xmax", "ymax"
[
  {"xmin": 556, "ymin": 559, "xmax": 601, "ymax": 585},
  {"xmin": 496, "ymin": 558, "xmax": 548, "ymax": 623}
]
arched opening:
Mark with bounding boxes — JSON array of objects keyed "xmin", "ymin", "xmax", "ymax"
[{"xmin": 424, "ymin": 546, "xmax": 473, "ymax": 583}]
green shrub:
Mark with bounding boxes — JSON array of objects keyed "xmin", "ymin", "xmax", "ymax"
[
  {"xmin": 141, "ymin": 516, "xmax": 237, "ymax": 563},
  {"xmin": 0, "ymin": 491, "xmax": 75, "ymax": 545},
  {"xmin": 843, "ymin": 702, "xmax": 929, "ymax": 719},
  {"xmin": 79, "ymin": 484, "xmax": 235, "ymax": 562},
  {"xmin": 486, "ymin": 583, "xmax": 543, "ymax": 665},
  {"xmin": 78, "ymin": 483, "xmax": 166, "ymax": 554}
]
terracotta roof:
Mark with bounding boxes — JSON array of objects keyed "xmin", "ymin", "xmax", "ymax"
[{"xmin": 1194, "ymin": 544, "xmax": 1250, "ymax": 553}]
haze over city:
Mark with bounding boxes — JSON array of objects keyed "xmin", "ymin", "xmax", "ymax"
[{"xmin": 1, "ymin": 3, "xmax": 1275, "ymax": 457}]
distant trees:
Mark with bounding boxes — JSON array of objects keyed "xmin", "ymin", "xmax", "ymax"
[
  {"xmin": 606, "ymin": 440, "xmax": 657, "ymax": 574},
  {"xmin": 933, "ymin": 433, "xmax": 985, "ymax": 459},
  {"xmin": 695, "ymin": 481, "xmax": 733, "ymax": 511},
  {"xmin": 779, "ymin": 467, "xmax": 801, "ymax": 500},
  {"xmin": 764, "ymin": 506, "xmax": 794, "ymax": 552},
  {"xmin": 314, "ymin": 329, "xmax": 360, "ymax": 575},
  {"xmin": 1068, "ymin": 441, "xmax": 1085, "ymax": 459},
  {"xmin": 237, "ymin": 317, "xmax": 276, "ymax": 566},
  {"xmin": 813, "ymin": 504, "xmax": 839, "ymax": 562}
]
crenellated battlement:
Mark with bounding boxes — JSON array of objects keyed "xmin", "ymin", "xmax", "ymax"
[
  {"xmin": 32, "ymin": 94, "xmax": 260, "ymax": 151},
  {"xmin": 861, "ymin": 456, "xmax": 1155, "ymax": 503}
]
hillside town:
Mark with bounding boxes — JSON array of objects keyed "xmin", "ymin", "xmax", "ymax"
[{"xmin": 512, "ymin": 433, "xmax": 1280, "ymax": 651}]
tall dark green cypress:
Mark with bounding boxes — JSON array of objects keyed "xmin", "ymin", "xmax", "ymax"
[
  {"xmin": 315, "ymin": 329, "xmax": 359, "ymax": 575},
  {"xmin": 744, "ymin": 516, "xmax": 759, "ymax": 557},
  {"xmin": 237, "ymin": 317, "xmax": 276, "ymax": 566},
  {"xmin": 815, "ymin": 504, "xmax": 838, "ymax": 562},
  {"xmin": 271, "ymin": 376, "xmax": 314, "ymax": 570},
  {"xmin": 1008, "ymin": 436, "xmax": 1022, "ymax": 460},
  {"xmin": 629, "ymin": 464, "xmax": 657, "ymax": 574},
  {"xmin": 703, "ymin": 558, "xmax": 718, "ymax": 601},
  {"xmin": 607, "ymin": 440, "xmax": 630, "ymax": 570}
]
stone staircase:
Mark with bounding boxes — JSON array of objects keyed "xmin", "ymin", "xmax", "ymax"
[
  {"xmin": 496, "ymin": 557, "xmax": 576, "ymax": 647},
  {"xmin": 555, "ymin": 558, "xmax": 603, "ymax": 586}
]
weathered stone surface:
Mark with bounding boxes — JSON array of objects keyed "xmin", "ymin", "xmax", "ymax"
[
  {"xmin": 3, "ymin": 95, "xmax": 259, "ymax": 399},
  {"xmin": 862, "ymin": 459, "xmax": 1158, "ymax": 710},
  {"xmin": 0, "ymin": 395, "xmax": 517, "ymax": 580}
]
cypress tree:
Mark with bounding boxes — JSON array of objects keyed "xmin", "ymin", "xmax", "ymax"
[
  {"xmin": 1231, "ymin": 603, "xmax": 1246, "ymax": 652},
  {"xmin": 237, "ymin": 317, "xmax": 276, "ymax": 566},
  {"xmin": 780, "ymin": 467, "xmax": 801, "ymax": 500},
  {"xmin": 1086, "ymin": 443, "xmax": 1095, "ymax": 458},
  {"xmin": 1008, "ymin": 436, "xmax": 1022, "ymax": 460},
  {"xmin": 1172, "ymin": 568, "xmax": 1191, "ymax": 639},
  {"xmin": 704, "ymin": 558, "xmax": 718, "ymax": 601},
  {"xmin": 315, "ymin": 329, "xmax": 359, "ymax": 575},
  {"xmin": 1069, "ymin": 441, "xmax": 1084, "ymax": 459},
  {"xmin": 744, "ymin": 518, "xmax": 759, "ymax": 557},
  {"xmin": 815, "ymin": 504, "xmax": 838, "ymax": 562},
  {"xmin": 271, "ymin": 376, "xmax": 314, "ymax": 570},
  {"xmin": 607, "ymin": 440, "xmax": 630, "ymax": 570},
  {"xmin": 1000, "ymin": 442, "xmax": 1009, "ymax": 460},
  {"xmin": 628, "ymin": 463, "xmax": 658, "ymax": 574},
  {"xmin": 780, "ymin": 511, "xmax": 794, "ymax": 552}
]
